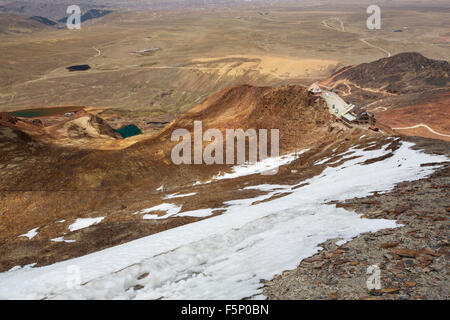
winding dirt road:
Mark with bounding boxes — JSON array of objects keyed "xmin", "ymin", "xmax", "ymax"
[
  {"xmin": 320, "ymin": 17, "xmax": 391, "ymax": 58},
  {"xmin": 92, "ymin": 47, "xmax": 102, "ymax": 57},
  {"xmin": 360, "ymin": 38, "xmax": 391, "ymax": 58},
  {"xmin": 393, "ymin": 124, "xmax": 450, "ymax": 138},
  {"xmin": 321, "ymin": 18, "xmax": 345, "ymax": 32}
]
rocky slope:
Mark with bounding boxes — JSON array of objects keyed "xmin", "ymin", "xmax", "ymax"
[
  {"xmin": 321, "ymin": 52, "xmax": 450, "ymax": 141},
  {"xmin": 329, "ymin": 52, "xmax": 449, "ymax": 94},
  {"xmin": 264, "ymin": 137, "xmax": 449, "ymax": 300},
  {"xmin": 0, "ymin": 85, "xmax": 447, "ymax": 300},
  {"xmin": 0, "ymin": 84, "xmax": 380, "ymax": 271}
]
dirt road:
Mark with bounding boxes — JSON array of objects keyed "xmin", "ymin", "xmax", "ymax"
[
  {"xmin": 393, "ymin": 124, "xmax": 450, "ymax": 138},
  {"xmin": 321, "ymin": 17, "xmax": 391, "ymax": 58},
  {"xmin": 360, "ymin": 38, "xmax": 391, "ymax": 58}
]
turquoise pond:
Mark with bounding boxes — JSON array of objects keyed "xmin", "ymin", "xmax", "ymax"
[{"xmin": 114, "ymin": 125, "xmax": 143, "ymax": 138}]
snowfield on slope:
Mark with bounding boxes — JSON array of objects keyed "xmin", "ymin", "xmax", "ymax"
[
  {"xmin": 213, "ymin": 149, "xmax": 310, "ymax": 180},
  {"xmin": 68, "ymin": 217, "xmax": 104, "ymax": 232},
  {"xmin": 0, "ymin": 141, "xmax": 447, "ymax": 300}
]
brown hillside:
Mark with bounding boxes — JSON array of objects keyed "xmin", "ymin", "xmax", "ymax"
[
  {"xmin": 0, "ymin": 84, "xmax": 386, "ymax": 270},
  {"xmin": 321, "ymin": 52, "xmax": 450, "ymax": 141},
  {"xmin": 331, "ymin": 52, "xmax": 449, "ymax": 94},
  {"xmin": 0, "ymin": 85, "xmax": 360, "ymax": 193},
  {"xmin": 138, "ymin": 84, "xmax": 336, "ymax": 152}
]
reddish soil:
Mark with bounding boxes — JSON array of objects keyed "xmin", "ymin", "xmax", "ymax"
[
  {"xmin": 375, "ymin": 91, "xmax": 450, "ymax": 142},
  {"xmin": 0, "ymin": 84, "xmax": 386, "ymax": 272},
  {"xmin": 321, "ymin": 53, "xmax": 450, "ymax": 142}
]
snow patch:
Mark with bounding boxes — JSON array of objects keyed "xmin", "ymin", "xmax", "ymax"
[
  {"xmin": 19, "ymin": 228, "xmax": 39, "ymax": 240},
  {"xmin": 68, "ymin": 217, "xmax": 104, "ymax": 232},
  {"xmin": 8, "ymin": 263, "xmax": 36, "ymax": 272},
  {"xmin": 163, "ymin": 192, "xmax": 196, "ymax": 199},
  {"xmin": 193, "ymin": 180, "xmax": 211, "ymax": 186},
  {"xmin": 177, "ymin": 208, "xmax": 218, "ymax": 218},
  {"xmin": 51, "ymin": 237, "xmax": 76, "ymax": 243},
  {"xmin": 214, "ymin": 149, "xmax": 309, "ymax": 181},
  {"xmin": 138, "ymin": 203, "xmax": 182, "ymax": 220},
  {"xmin": 0, "ymin": 142, "xmax": 447, "ymax": 300}
]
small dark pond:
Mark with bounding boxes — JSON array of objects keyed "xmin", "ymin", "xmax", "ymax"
[{"xmin": 67, "ymin": 65, "xmax": 91, "ymax": 72}]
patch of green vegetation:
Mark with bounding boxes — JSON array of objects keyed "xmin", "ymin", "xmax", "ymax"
[
  {"xmin": 128, "ymin": 82, "xmax": 143, "ymax": 92},
  {"xmin": 172, "ymin": 92, "xmax": 196, "ymax": 112},
  {"xmin": 101, "ymin": 88, "xmax": 215, "ymax": 117},
  {"xmin": 9, "ymin": 106, "xmax": 83, "ymax": 118},
  {"xmin": 0, "ymin": 91, "xmax": 16, "ymax": 98},
  {"xmin": 101, "ymin": 108, "xmax": 170, "ymax": 118}
]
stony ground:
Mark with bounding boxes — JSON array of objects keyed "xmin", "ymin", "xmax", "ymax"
[{"xmin": 263, "ymin": 137, "xmax": 449, "ymax": 300}]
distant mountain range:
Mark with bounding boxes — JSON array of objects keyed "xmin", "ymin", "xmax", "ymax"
[
  {"xmin": 0, "ymin": 8, "xmax": 113, "ymax": 34},
  {"xmin": 29, "ymin": 15, "xmax": 57, "ymax": 26},
  {"xmin": 0, "ymin": 1, "xmax": 108, "ymax": 20},
  {"xmin": 58, "ymin": 9, "xmax": 112, "ymax": 24}
]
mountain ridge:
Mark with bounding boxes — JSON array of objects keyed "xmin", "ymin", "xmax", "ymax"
[{"xmin": 321, "ymin": 52, "xmax": 450, "ymax": 141}]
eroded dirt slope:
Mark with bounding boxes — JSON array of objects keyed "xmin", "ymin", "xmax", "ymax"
[
  {"xmin": 321, "ymin": 52, "xmax": 450, "ymax": 141},
  {"xmin": 0, "ymin": 84, "xmax": 383, "ymax": 271}
]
